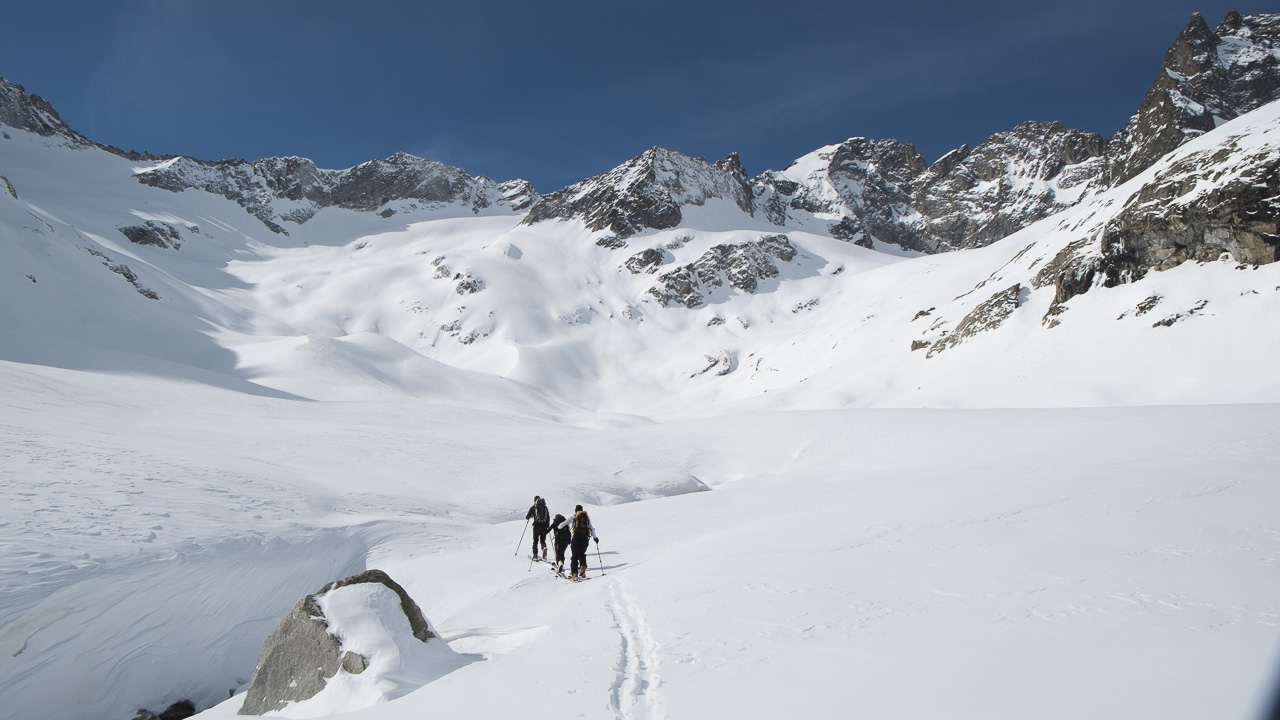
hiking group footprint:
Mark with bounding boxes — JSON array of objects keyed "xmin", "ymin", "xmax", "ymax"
[{"xmin": 607, "ymin": 581, "xmax": 665, "ymax": 720}]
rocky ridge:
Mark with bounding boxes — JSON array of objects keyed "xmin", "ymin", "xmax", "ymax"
[
  {"xmin": 134, "ymin": 152, "xmax": 539, "ymax": 234},
  {"xmin": 519, "ymin": 12, "xmax": 1278, "ymax": 266}
]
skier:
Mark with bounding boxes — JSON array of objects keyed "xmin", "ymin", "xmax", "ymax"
[
  {"xmin": 550, "ymin": 512, "xmax": 572, "ymax": 574},
  {"xmin": 568, "ymin": 504, "xmax": 598, "ymax": 580},
  {"xmin": 525, "ymin": 495, "xmax": 551, "ymax": 561}
]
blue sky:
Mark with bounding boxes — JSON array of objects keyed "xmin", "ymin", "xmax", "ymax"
[{"xmin": 0, "ymin": 1, "xmax": 1255, "ymax": 190}]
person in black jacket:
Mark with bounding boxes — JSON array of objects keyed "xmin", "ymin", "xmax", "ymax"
[
  {"xmin": 567, "ymin": 504, "xmax": 598, "ymax": 580},
  {"xmin": 550, "ymin": 513, "xmax": 572, "ymax": 573},
  {"xmin": 525, "ymin": 496, "xmax": 551, "ymax": 560}
]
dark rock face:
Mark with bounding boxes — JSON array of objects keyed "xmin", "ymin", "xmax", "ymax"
[
  {"xmin": 1104, "ymin": 142, "xmax": 1280, "ymax": 270},
  {"xmin": 757, "ymin": 125, "xmax": 1106, "ymax": 253},
  {"xmin": 648, "ymin": 235, "xmax": 797, "ymax": 308},
  {"xmin": 238, "ymin": 569, "xmax": 433, "ymax": 716},
  {"xmin": 624, "ymin": 247, "xmax": 669, "ymax": 274},
  {"xmin": 119, "ymin": 221, "xmax": 183, "ymax": 250},
  {"xmin": 1108, "ymin": 12, "xmax": 1280, "ymax": 184},
  {"xmin": 914, "ymin": 122, "xmax": 1106, "ymax": 250},
  {"xmin": 1032, "ymin": 239, "xmax": 1098, "ymax": 327},
  {"xmin": 523, "ymin": 148, "xmax": 755, "ymax": 239},
  {"xmin": 0, "ymin": 76, "xmax": 87, "ymax": 143},
  {"xmin": 756, "ymin": 138, "xmax": 930, "ymax": 251},
  {"xmin": 134, "ymin": 700, "xmax": 196, "ymax": 720}
]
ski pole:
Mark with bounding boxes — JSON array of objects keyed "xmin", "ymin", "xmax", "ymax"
[
  {"xmin": 515, "ymin": 519, "xmax": 529, "ymax": 556},
  {"xmin": 595, "ymin": 539, "xmax": 604, "ymax": 576}
]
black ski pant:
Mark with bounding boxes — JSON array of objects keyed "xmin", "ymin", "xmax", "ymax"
[
  {"xmin": 570, "ymin": 536, "xmax": 590, "ymax": 577},
  {"xmin": 531, "ymin": 522, "xmax": 550, "ymax": 557},
  {"xmin": 554, "ymin": 536, "xmax": 570, "ymax": 566}
]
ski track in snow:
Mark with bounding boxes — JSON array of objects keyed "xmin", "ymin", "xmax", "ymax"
[{"xmin": 608, "ymin": 580, "xmax": 664, "ymax": 720}]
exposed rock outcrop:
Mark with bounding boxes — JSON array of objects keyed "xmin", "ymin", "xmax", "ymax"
[
  {"xmin": 624, "ymin": 247, "xmax": 670, "ymax": 274},
  {"xmin": 1103, "ymin": 140, "xmax": 1280, "ymax": 271},
  {"xmin": 119, "ymin": 221, "xmax": 183, "ymax": 250},
  {"xmin": 927, "ymin": 284, "xmax": 1024, "ymax": 357},
  {"xmin": 647, "ymin": 235, "xmax": 797, "ymax": 308}
]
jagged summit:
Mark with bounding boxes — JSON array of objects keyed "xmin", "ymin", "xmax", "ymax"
[
  {"xmin": 0, "ymin": 76, "xmax": 88, "ymax": 145},
  {"xmin": 522, "ymin": 146, "xmax": 754, "ymax": 240},
  {"xmin": 1108, "ymin": 10, "xmax": 1280, "ymax": 183}
]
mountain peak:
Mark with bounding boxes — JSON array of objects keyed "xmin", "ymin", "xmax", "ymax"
[
  {"xmin": 0, "ymin": 76, "xmax": 87, "ymax": 144},
  {"xmin": 1108, "ymin": 11, "xmax": 1280, "ymax": 184},
  {"xmin": 522, "ymin": 146, "xmax": 755, "ymax": 239}
]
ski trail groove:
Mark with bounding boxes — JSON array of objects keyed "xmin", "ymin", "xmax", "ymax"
[{"xmin": 607, "ymin": 581, "xmax": 665, "ymax": 720}]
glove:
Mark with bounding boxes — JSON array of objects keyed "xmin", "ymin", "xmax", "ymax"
[{"xmin": 594, "ymin": 537, "xmax": 599, "ymax": 544}]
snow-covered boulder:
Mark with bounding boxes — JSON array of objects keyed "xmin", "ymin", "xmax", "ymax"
[{"xmin": 237, "ymin": 569, "xmax": 457, "ymax": 717}]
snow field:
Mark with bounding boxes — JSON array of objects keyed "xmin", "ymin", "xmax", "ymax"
[{"xmin": 5, "ymin": 353, "xmax": 1278, "ymax": 719}]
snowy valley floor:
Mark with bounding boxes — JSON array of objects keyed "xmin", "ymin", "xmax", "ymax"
[{"xmin": 1, "ymin": 359, "xmax": 1279, "ymax": 720}]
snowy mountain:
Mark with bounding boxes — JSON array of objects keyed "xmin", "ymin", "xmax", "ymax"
[
  {"xmin": 2, "ymin": 37, "xmax": 1279, "ymax": 411},
  {"xmin": 1, "ymin": 11, "xmax": 1280, "ymax": 720}
]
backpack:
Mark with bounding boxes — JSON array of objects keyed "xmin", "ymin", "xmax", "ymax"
[
  {"xmin": 573, "ymin": 510, "xmax": 591, "ymax": 534},
  {"xmin": 534, "ymin": 498, "xmax": 549, "ymax": 524}
]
